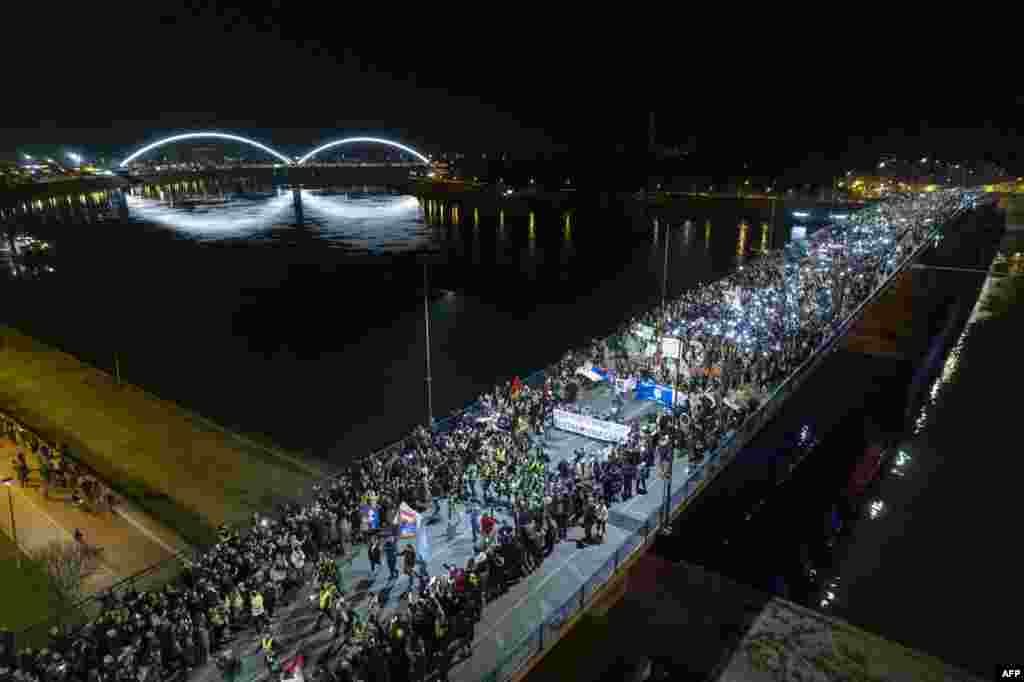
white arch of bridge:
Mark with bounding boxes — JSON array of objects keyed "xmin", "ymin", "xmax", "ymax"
[
  {"xmin": 295, "ymin": 137, "xmax": 430, "ymax": 166},
  {"xmin": 119, "ymin": 133, "xmax": 431, "ymax": 168},
  {"xmin": 119, "ymin": 132, "xmax": 293, "ymax": 167}
]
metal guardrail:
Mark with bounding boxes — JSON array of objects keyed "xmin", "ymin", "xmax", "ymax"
[{"xmin": 474, "ymin": 198, "xmax": 979, "ymax": 682}]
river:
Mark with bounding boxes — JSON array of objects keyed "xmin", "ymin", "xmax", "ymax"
[{"xmin": 0, "ymin": 178, "xmax": 787, "ymax": 462}]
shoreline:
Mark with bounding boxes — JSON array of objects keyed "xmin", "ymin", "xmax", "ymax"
[{"xmin": 0, "ymin": 324, "xmax": 327, "ymax": 547}]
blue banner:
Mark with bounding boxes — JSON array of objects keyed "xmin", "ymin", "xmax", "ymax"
[{"xmin": 634, "ymin": 380, "xmax": 675, "ymax": 408}]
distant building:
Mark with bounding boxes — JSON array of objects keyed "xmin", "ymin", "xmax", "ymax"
[{"xmin": 430, "ymin": 159, "xmax": 450, "ymax": 179}]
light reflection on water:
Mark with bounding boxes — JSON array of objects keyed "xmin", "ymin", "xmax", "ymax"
[{"xmin": 124, "ymin": 189, "xmax": 431, "ymax": 253}]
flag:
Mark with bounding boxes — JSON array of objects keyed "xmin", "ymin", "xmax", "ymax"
[
  {"xmin": 360, "ymin": 505, "xmax": 379, "ymax": 530},
  {"xmin": 398, "ymin": 502, "xmax": 419, "ymax": 539}
]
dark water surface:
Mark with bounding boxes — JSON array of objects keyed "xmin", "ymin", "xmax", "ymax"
[{"xmin": 0, "ymin": 180, "xmax": 777, "ymax": 461}]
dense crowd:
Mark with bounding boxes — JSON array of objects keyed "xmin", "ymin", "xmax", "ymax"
[{"xmin": 0, "ymin": 189, "xmax": 980, "ymax": 682}]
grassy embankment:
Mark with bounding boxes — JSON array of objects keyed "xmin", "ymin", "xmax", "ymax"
[
  {"xmin": 0, "ymin": 325, "xmax": 329, "ymax": 548},
  {"xmin": 0, "ymin": 534, "xmax": 59, "ymax": 632}
]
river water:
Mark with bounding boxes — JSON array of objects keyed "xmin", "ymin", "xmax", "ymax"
[{"xmin": 0, "ymin": 178, "xmax": 782, "ymax": 460}]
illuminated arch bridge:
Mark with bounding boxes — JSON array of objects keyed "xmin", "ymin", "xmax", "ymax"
[{"xmin": 118, "ymin": 132, "xmax": 431, "ymax": 168}]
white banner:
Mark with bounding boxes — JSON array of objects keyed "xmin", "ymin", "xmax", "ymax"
[
  {"xmin": 661, "ymin": 337, "xmax": 681, "ymax": 358},
  {"xmin": 553, "ymin": 409, "xmax": 630, "ymax": 443}
]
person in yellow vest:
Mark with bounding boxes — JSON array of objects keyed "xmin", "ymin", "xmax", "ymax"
[
  {"xmin": 209, "ymin": 605, "xmax": 227, "ymax": 649},
  {"xmin": 312, "ymin": 582, "xmax": 339, "ymax": 632},
  {"xmin": 259, "ymin": 628, "xmax": 277, "ymax": 674},
  {"xmin": 250, "ymin": 587, "xmax": 267, "ymax": 632},
  {"xmin": 230, "ymin": 585, "xmax": 246, "ymax": 631}
]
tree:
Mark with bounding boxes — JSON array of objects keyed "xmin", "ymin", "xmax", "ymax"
[{"xmin": 30, "ymin": 540, "xmax": 97, "ymax": 617}]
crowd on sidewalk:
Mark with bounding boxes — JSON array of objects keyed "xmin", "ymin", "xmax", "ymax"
[
  {"xmin": 0, "ymin": 189, "xmax": 981, "ymax": 682},
  {"xmin": 3, "ymin": 414, "xmax": 120, "ymax": 513}
]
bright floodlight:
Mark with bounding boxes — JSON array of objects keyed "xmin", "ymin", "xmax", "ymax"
[
  {"xmin": 296, "ymin": 137, "xmax": 431, "ymax": 166},
  {"xmin": 119, "ymin": 132, "xmax": 292, "ymax": 167}
]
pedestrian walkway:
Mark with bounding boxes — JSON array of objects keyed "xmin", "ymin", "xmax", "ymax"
[
  {"xmin": 180, "ymin": 384, "xmax": 664, "ymax": 682},
  {"xmin": 0, "ymin": 439, "xmax": 178, "ymax": 594}
]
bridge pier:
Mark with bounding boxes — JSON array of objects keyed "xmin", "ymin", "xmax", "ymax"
[{"xmin": 292, "ymin": 187, "xmax": 304, "ymax": 224}]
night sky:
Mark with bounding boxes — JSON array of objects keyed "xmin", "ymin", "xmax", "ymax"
[{"xmin": 8, "ymin": 4, "xmax": 1023, "ymax": 173}]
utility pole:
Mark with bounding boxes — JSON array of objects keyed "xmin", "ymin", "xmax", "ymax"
[
  {"xmin": 423, "ymin": 262, "xmax": 434, "ymax": 429},
  {"xmin": 660, "ymin": 437, "xmax": 674, "ymax": 534},
  {"xmin": 661, "ymin": 220, "xmax": 670, "ymax": 312},
  {"xmin": 3, "ymin": 480, "xmax": 19, "ymax": 568}
]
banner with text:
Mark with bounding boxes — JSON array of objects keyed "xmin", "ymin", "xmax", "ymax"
[
  {"xmin": 634, "ymin": 379, "xmax": 687, "ymax": 409},
  {"xmin": 553, "ymin": 409, "xmax": 630, "ymax": 443}
]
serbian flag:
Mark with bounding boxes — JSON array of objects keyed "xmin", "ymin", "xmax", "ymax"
[
  {"xmin": 511, "ymin": 376, "xmax": 523, "ymax": 399},
  {"xmin": 398, "ymin": 502, "xmax": 419, "ymax": 539}
]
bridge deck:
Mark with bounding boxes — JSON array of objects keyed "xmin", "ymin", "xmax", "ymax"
[{"xmin": 186, "ymin": 203, "xmax": 980, "ymax": 682}]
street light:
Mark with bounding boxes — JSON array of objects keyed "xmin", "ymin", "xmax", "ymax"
[
  {"xmin": 417, "ymin": 253, "xmax": 444, "ymax": 430},
  {"xmin": 423, "ymin": 262, "xmax": 433, "ymax": 429},
  {"xmin": 2, "ymin": 478, "xmax": 19, "ymax": 568}
]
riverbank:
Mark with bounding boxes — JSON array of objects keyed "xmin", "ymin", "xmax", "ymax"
[
  {"xmin": 0, "ymin": 325, "xmax": 328, "ymax": 547},
  {"xmin": 0, "ymin": 177, "xmax": 129, "ymax": 208},
  {"xmin": 526, "ymin": 555, "xmax": 982, "ymax": 682},
  {"xmin": 0, "ymin": 534, "xmax": 59, "ymax": 632}
]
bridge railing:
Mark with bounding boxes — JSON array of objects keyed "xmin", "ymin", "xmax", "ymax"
[{"xmin": 474, "ymin": 196, "xmax": 979, "ymax": 682}]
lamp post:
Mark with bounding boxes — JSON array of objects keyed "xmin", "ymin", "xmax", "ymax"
[
  {"xmin": 659, "ymin": 436, "xmax": 674, "ymax": 534},
  {"xmin": 423, "ymin": 262, "xmax": 434, "ymax": 430},
  {"xmin": 2, "ymin": 478, "xmax": 19, "ymax": 568}
]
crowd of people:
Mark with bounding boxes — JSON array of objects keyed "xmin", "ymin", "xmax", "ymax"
[
  {"xmin": 3, "ymin": 430, "xmax": 118, "ymax": 515},
  {"xmin": 0, "ymin": 189, "xmax": 980, "ymax": 682}
]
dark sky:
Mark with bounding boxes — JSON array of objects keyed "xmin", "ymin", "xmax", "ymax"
[{"xmin": 8, "ymin": 4, "xmax": 1023, "ymax": 171}]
